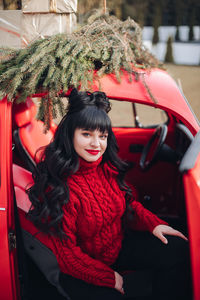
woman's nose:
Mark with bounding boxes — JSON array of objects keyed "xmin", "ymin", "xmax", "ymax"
[{"xmin": 90, "ymin": 137, "xmax": 100, "ymax": 147}]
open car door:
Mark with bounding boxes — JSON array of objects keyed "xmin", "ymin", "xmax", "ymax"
[
  {"xmin": 180, "ymin": 131, "xmax": 200, "ymax": 300},
  {"xmin": 0, "ymin": 98, "xmax": 20, "ymax": 300}
]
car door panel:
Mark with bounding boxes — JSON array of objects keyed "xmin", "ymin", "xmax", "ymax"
[
  {"xmin": 180, "ymin": 131, "xmax": 200, "ymax": 300},
  {"xmin": 113, "ymin": 127, "xmax": 180, "ymax": 215},
  {"xmin": 0, "ymin": 98, "xmax": 20, "ymax": 300}
]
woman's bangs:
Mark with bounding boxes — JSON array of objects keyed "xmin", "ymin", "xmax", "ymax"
[{"xmin": 76, "ymin": 107, "xmax": 111, "ymax": 133}]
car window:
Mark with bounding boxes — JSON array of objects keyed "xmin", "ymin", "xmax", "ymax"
[
  {"xmin": 109, "ymin": 100, "xmax": 134, "ymax": 127},
  {"xmin": 109, "ymin": 100, "xmax": 168, "ymax": 127}
]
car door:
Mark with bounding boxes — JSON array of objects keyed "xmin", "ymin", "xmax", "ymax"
[
  {"xmin": 111, "ymin": 100, "xmax": 180, "ymax": 215},
  {"xmin": 179, "ymin": 130, "xmax": 200, "ymax": 300},
  {"xmin": 0, "ymin": 97, "xmax": 20, "ymax": 300}
]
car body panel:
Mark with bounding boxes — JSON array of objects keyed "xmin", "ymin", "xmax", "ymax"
[
  {"xmin": 184, "ymin": 166, "xmax": 200, "ymax": 300},
  {"xmin": 0, "ymin": 97, "xmax": 19, "ymax": 300},
  {"xmin": 180, "ymin": 132, "xmax": 200, "ymax": 300}
]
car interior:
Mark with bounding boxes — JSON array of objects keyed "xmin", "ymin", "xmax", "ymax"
[{"xmin": 12, "ymin": 97, "xmax": 194, "ymax": 300}]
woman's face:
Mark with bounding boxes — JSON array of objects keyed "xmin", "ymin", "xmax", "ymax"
[{"xmin": 73, "ymin": 128, "xmax": 108, "ymax": 162}]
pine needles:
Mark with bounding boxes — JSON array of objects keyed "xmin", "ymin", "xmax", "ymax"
[{"xmin": 0, "ymin": 12, "xmax": 163, "ymax": 130}]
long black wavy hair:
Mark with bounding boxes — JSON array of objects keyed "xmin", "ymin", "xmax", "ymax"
[{"xmin": 27, "ymin": 89, "xmax": 132, "ymax": 239}]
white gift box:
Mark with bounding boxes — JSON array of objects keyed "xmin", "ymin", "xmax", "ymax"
[
  {"xmin": 21, "ymin": 12, "xmax": 76, "ymax": 46},
  {"xmin": 22, "ymin": 0, "xmax": 77, "ymax": 14},
  {"xmin": 0, "ymin": 10, "xmax": 22, "ymax": 48}
]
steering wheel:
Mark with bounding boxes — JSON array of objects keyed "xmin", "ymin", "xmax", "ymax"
[{"xmin": 140, "ymin": 125, "xmax": 168, "ymax": 171}]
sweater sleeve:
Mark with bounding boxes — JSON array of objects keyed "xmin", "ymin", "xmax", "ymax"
[
  {"xmin": 52, "ymin": 195, "xmax": 115, "ymax": 288},
  {"xmin": 129, "ymin": 200, "xmax": 168, "ymax": 232}
]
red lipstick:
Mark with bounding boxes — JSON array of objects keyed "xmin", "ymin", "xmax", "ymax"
[{"xmin": 86, "ymin": 150, "xmax": 100, "ymax": 155}]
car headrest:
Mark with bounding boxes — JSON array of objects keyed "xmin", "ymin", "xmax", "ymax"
[{"xmin": 13, "ymin": 97, "xmax": 37, "ymax": 127}]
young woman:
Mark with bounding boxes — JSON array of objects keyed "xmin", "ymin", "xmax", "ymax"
[{"xmin": 27, "ymin": 89, "xmax": 191, "ymax": 300}]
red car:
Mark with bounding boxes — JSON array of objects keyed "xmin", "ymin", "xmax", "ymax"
[{"xmin": 0, "ymin": 68, "xmax": 199, "ymax": 300}]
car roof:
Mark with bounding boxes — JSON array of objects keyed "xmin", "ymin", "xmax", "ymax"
[
  {"xmin": 92, "ymin": 68, "xmax": 200, "ymax": 134},
  {"xmin": 32, "ymin": 68, "xmax": 199, "ymax": 134}
]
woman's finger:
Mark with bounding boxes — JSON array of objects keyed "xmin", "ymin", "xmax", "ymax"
[
  {"xmin": 166, "ymin": 229, "xmax": 188, "ymax": 241},
  {"xmin": 155, "ymin": 232, "xmax": 168, "ymax": 244},
  {"xmin": 152, "ymin": 225, "xmax": 188, "ymax": 245}
]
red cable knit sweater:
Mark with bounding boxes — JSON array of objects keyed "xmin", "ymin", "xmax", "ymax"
[
  {"xmin": 20, "ymin": 157, "xmax": 168, "ymax": 288},
  {"xmin": 47, "ymin": 157, "xmax": 167, "ymax": 288}
]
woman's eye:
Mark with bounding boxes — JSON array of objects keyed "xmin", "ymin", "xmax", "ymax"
[
  {"xmin": 100, "ymin": 134, "xmax": 108, "ymax": 140},
  {"xmin": 82, "ymin": 132, "xmax": 90, "ymax": 137}
]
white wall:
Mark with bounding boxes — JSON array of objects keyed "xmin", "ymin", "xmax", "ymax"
[
  {"xmin": 143, "ymin": 26, "xmax": 200, "ymax": 42},
  {"xmin": 143, "ymin": 26, "xmax": 200, "ymax": 65}
]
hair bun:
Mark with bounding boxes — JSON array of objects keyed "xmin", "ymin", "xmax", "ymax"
[
  {"xmin": 93, "ymin": 91, "xmax": 111, "ymax": 113},
  {"xmin": 67, "ymin": 89, "xmax": 111, "ymax": 114},
  {"xmin": 67, "ymin": 88, "xmax": 85, "ymax": 113}
]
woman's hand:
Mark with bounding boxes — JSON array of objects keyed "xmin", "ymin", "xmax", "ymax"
[
  {"xmin": 114, "ymin": 271, "xmax": 124, "ymax": 294},
  {"xmin": 152, "ymin": 224, "xmax": 188, "ymax": 244}
]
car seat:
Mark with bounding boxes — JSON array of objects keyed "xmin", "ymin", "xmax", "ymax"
[
  {"xmin": 13, "ymin": 97, "xmax": 57, "ymax": 172},
  {"xmin": 13, "ymin": 164, "xmax": 69, "ymax": 299}
]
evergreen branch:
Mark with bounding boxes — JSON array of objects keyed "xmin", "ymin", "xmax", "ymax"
[{"xmin": 0, "ymin": 12, "xmax": 163, "ymax": 128}]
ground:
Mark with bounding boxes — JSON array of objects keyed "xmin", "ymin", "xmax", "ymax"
[{"xmin": 166, "ymin": 64, "xmax": 200, "ymax": 121}]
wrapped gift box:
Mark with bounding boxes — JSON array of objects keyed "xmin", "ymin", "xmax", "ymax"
[
  {"xmin": 0, "ymin": 2, "xmax": 77, "ymax": 48},
  {"xmin": 21, "ymin": 12, "xmax": 76, "ymax": 46},
  {"xmin": 0, "ymin": 10, "xmax": 22, "ymax": 48},
  {"xmin": 21, "ymin": 0, "xmax": 77, "ymax": 46},
  {"xmin": 22, "ymin": 0, "xmax": 77, "ymax": 14}
]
